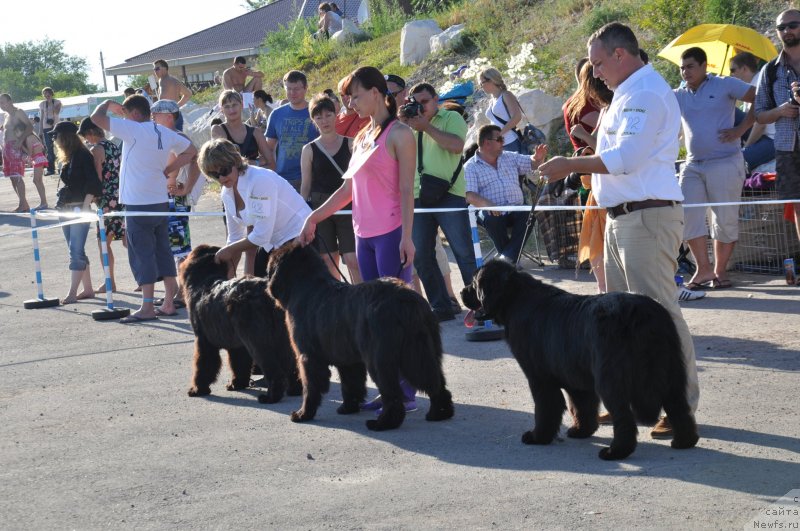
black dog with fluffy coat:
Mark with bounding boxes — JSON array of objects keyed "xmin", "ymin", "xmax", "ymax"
[
  {"xmin": 461, "ymin": 259, "xmax": 699, "ymax": 460},
  {"xmin": 180, "ymin": 245, "xmax": 300, "ymax": 403},
  {"xmin": 266, "ymin": 242, "xmax": 454, "ymax": 431}
]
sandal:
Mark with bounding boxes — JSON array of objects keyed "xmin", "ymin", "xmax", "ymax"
[
  {"xmin": 710, "ymin": 278, "xmax": 732, "ymax": 289},
  {"xmin": 684, "ymin": 281, "xmax": 709, "ymax": 291}
]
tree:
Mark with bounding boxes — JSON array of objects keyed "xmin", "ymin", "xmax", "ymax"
[
  {"xmin": 242, "ymin": 0, "xmax": 276, "ymax": 10},
  {"xmin": 0, "ymin": 38, "xmax": 100, "ymax": 102}
]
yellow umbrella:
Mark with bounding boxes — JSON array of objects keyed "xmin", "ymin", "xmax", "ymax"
[{"xmin": 658, "ymin": 23, "xmax": 778, "ymax": 76}]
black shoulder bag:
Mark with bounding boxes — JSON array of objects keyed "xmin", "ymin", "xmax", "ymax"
[{"xmin": 417, "ymin": 132, "xmax": 463, "ymax": 207}]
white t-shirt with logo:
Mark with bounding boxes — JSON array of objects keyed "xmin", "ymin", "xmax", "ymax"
[{"xmin": 110, "ymin": 117, "xmax": 191, "ymax": 205}]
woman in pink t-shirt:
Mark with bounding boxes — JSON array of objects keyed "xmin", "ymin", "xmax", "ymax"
[{"xmin": 299, "ymin": 66, "xmax": 416, "ymax": 283}]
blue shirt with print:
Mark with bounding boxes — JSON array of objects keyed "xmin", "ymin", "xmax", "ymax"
[{"xmin": 265, "ymin": 103, "xmax": 319, "ymax": 182}]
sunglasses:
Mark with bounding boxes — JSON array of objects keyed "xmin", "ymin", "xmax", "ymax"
[
  {"xmin": 207, "ymin": 166, "xmax": 232, "ymax": 180},
  {"xmin": 490, "ymin": 136, "xmax": 504, "ymax": 143},
  {"xmin": 729, "ymin": 66, "xmax": 738, "ymax": 73},
  {"xmin": 777, "ymin": 21, "xmax": 800, "ymax": 32},
  {"xmin": 153, "ymin": 66, "xmax": 162, "ymax": 71}
]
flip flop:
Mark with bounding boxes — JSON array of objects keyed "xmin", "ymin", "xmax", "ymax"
[
  {"xmin": 119, "ymin": 314, "xmax": 159, "ymax": 324},
  {"xmin": 173, "ymin": 300, "xmax": 186, "ymax": 309},
  {"xmin": 711, "ymin": 278, "xmax": 732, "ymax": 289},
  {"xmin": 685, "ymin": 281, "xmax": 709, "ymax": 291},
  {"xmin": 154, "ymin": 308, "xmax": 178, "ymax": 317}
]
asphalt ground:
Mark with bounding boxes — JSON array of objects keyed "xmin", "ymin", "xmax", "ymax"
[{"xmin": 0, "ymin": 174, "xmax": 798, "ymax": 530}]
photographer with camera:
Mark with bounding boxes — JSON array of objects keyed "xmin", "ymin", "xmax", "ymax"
[
  {"xmin": 399, "ymin": 82, "xmax": 476, "ymax": 322},
  {"xmin": 39, "ymin": 87, "xmax": 61, "ymax": 175},
  {"xmin": 754, "ymin": 9, "xmax": 800, "ymax": 261}
]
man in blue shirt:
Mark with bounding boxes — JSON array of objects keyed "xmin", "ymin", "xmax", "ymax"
[{"xmin": 265, "ymin": 70, "xmax": 319, "ymax": 191}]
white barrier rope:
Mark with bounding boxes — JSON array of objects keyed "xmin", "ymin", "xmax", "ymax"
[{"xmin": 1, "ymin": 198, "xmax": 797, "ymax": 239}]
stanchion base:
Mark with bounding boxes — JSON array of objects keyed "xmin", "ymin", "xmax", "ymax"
[
  {"xmin": 465, "ymin": 325, "xmax": 505, "ymax": 342},
  {"xmin": 91, "ymin": 307, "xmax": 131, "ymax": 321},
  {"xmin": 24, "ymin": 297, "xmax": 60, "ymax": 309}
]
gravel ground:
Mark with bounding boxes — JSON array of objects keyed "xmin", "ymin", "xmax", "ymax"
[{"xmin": 0, "ymin": 175, "xmax": 798, "ymax": 530}]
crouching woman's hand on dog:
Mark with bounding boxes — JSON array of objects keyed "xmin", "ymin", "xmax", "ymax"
[{"xmin": 214, "ymin": 245, "xmax": 240, "ymax": 279}]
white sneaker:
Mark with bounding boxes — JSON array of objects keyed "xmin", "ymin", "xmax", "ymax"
[{"xmin": 678, "ymin": 285, "xmax": 706, "ymax": 302}]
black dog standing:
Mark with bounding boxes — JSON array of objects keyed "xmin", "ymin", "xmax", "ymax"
[
  {"xmin": 266, "ymin": 242, "xmax": 454, "ymax": 431},
  {"xmin": 462, "ymin": 259, "xmax": 699, "ymax": 460},
  {"xmin": 180, "ymin": 245, "xmax": 300, "ymax": 403}
]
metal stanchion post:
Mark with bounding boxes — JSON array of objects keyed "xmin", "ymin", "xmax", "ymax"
[
  {"xmin": 91, "ymin": 209, "xmax": 130, "ymax": 321},
  {"xmin": 23, "ymin": 209, "xmax": 60, "ymax": 309},
  {"xmin": 464, "ymin": 206, "xmax": 503, "ymax": 342}
]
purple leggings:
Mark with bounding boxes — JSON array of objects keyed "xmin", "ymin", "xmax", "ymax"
[{"xmin": 356, "ymin": 225, "xmax": 412, "ymax": 283}]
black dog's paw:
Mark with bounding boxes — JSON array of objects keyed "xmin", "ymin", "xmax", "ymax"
[
  {"xmin": 187, "ymin": 386, "xmax": 211, "ymax": 397},
  {"xmin": 566, "ymin": 426, "xmax": 595, "ymax": 439},
  {"xmin": 671, "ymin": 433, "xmax": 699, "ymax": 449},
  {"xmin": 337, "ymin": 401, "xmax": 360, "ymax": 415},
  {"xmin": 425, "ymin": 403, "xmax": 454, "ymax": 421},
  {"xmin": 290, "ymin": 409, "xmax": 314, "ymax": 422},
  {"xmin": 521, "ymin": 430, "xmax": 553, "ymax": 445},
  {"xmin": 258, "ymin": 392, "xmax": 281, "ymax": 404},
  {"xmin": 226, "ymin": 380, "xmax": 249, "ymax": 391},
  {"xmin": 598, "ymin": 444, "xmax": 635, "ymax": 460}
]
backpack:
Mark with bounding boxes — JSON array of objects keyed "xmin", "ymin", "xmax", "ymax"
[{"xmin": 764, "ymin": 57, "xmax": 779, "ymax": 109}]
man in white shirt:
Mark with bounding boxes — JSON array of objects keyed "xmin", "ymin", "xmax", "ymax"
[
  {"xmin": 539, "ymin": 22, "xmax": 699, "ymax": 439},
  {"xmin": 91, "ymin": 95, "xmax": 197, "ymax": 322}
]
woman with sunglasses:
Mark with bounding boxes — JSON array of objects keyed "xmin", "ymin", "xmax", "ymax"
[
  {"xmin": 198, "ymin": 138, "xmax": 311, "ymax": 277},
  {"xmin": 52, "ymin": 121, "xmax": 102, "ymax": 304},
  {"xmin": 478, "ymin": 67, "xmax": 525, "ymax": 153}
]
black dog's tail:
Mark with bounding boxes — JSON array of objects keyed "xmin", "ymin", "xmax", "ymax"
[
  {"xmin": 630, "ymin": 302, "xmax": 687, "ymax": 425},
  {"xmin": 393, "ymin": 298, "xmax": 446, "ymax": 395}
]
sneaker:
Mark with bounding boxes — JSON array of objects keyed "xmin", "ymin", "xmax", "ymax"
[
  {"xmin": 678, "ymin": 286, "xmax": 706, "ymax": 302},
  {"xmin": 377, "ymin": 400, "xmax": 418, "ymax": 415},
  {"xmin": 449, "ymin": 296, "xmax": 462, "ymax": 314},
  {"xmin": 650, "ymin": 416, "xmax": 673, "ymax": 439},
  {"xmin": 360, "ymin": 396, "xmax": 383, "ymax": 411}
]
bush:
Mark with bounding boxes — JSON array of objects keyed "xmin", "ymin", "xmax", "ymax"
[{"xmin": 582, "ymin": 3, "xmax": 632, "ymax": 34}]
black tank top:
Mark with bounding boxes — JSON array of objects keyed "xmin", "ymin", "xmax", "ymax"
[
  {"xmin": 221, "ymin": 123, "xmax": 259, "ymax": 161},
  {"xmin": 309, "ymin": 138, "xmax": 352, "ymax": 195}
]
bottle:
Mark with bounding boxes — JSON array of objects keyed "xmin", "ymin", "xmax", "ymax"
[{"xmin": 785, "ymin": 258, "xmax": 797, "ymax": 286}]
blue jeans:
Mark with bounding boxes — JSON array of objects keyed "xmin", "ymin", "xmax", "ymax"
[
  {"xmin": 734, "ymin": 107, "xmax": 776, "ymax": 171},
  {"xmin": 478, "ymin": 210, "xmax": 529, "ymax": 261},
  {"xmin": 503, "ymin": 137, "xmax": 522, "ymax": 153},
  {"xmin": 412, "ymin": 193, "xmax": 476, "ymax": 315},
  {"xmin": 62, "ymin": 219, "xmax": 91, "ymax": 271}
]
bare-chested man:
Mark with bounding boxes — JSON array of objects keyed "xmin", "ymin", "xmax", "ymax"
[
  {"xmin": 38, "ymin": 87, "xmax": 61, "ymax": 175},
  {"xmin": 152, "ymin": 59, "xmax": 192, "ymax": 130},
  {"xmin": 222, "ymin": 56, "xmax": 264, "ymax": 93},
  {"xmin": 1, "ymin": 93, "xmax": 34, "ymax": 211}
]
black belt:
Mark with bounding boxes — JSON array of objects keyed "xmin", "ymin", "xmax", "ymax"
[{"xmin": 607, "ymin": 199, "xmax": 677, "ymax": 219}]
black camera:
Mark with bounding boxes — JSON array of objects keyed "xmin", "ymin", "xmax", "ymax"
[
  {"xmin": 399, "ymin": 96, "xmax": 424, "ymax": 119},
  {"xmin": 790, "ymin": 89, "xmax": 800, "ymax": 106}
]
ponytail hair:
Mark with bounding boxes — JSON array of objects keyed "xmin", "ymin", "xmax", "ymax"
[{"xmin": 342, "ymin": 66, "xmax": 397, "ymax": 145}]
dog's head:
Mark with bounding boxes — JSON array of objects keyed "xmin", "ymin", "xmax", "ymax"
[
  {"xmin": 266, "ymin": 241, "xmax": 330, "ymax": 305},
  {"xmin": 179, "ymin": 244, "xmax": 227, "ymax": 287},
  {"xmin": 460, "ymin": 259, "xmax": 519, "ymax": 324}
]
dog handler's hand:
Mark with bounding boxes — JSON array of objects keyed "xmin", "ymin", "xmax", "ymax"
[
  {"xmin": 537, "ymin": 156, "xmax": 572, "ymax": 182},
  {"xmin": 298, "ymin": 217, "xmax": 317, "ymax": 246},
  {"xmin": 399, "ymin": 236, "xmax": 415, "ymax": 270}
]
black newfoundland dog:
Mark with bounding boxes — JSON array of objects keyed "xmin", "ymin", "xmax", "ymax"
[
  {"xmin": 266, "ymin": 242, "xmax": 454, "ymax": 431},
  {"xmin": 179, "ymin": 245, "xmax": 300, "ymax": 403},
  {"xmin": 461, "ymin": 259, "xmax": 699, "ymax": 460}
]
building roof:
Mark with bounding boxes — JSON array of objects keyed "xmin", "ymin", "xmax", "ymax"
[{"xmin": 106, "ymin": 0, "xmax": 363, "ymax": 76}]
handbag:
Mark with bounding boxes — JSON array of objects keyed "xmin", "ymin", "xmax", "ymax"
[
  {"xmin": 491, "ymin": 94, "xmax": 547, "ymax": 155},
  {"xmin": 417, "ymin": 132, "xmax": 463, "ymax": 207}
]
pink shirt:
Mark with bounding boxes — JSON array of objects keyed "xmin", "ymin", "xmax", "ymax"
[{"xmin": 346, "ymin": 121, "xmax": 402, "ymax": 238}]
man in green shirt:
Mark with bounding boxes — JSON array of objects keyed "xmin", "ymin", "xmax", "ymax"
[{"xmin": 401, "ymin": 82, "xmax": 476, "ymax": 322}]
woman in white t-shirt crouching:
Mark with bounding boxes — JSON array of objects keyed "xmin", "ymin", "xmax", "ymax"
[{"xmin": 197, "ymin": 138, "xmax": 311, "ymax": 277}]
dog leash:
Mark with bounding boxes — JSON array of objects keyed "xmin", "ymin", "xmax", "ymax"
[
  {"xmin": 317, "ymin": 236, "xmax": 352, "ymax": 285},
  {"xmin": 515, "ymin": 170, "xmax": 548, "ymax": 267}
]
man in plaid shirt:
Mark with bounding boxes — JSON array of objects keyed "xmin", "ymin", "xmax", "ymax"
[
  {"xmin": 465, "ymin": 124, "xmax": 547, "ymax": 261},
  {"xmin": 755, "ymin": 8, "xmax": 800, "ymax": 248}
]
